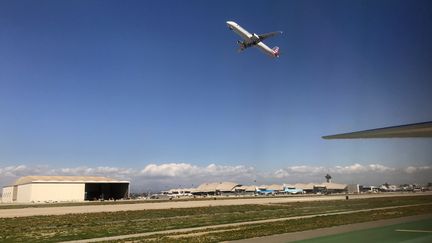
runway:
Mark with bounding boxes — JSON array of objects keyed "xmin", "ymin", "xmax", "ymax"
[{"xmin": 0, "ymin": 192, "xmax": 429, "ymax": 218}]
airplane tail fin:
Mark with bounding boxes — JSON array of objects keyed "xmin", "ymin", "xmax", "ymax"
[{"xmin": 272, "ymin": 46, "xmax": 280, "ymax": 57}]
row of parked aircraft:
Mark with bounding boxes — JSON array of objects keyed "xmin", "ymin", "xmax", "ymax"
[{"xmin": 257, "ymin": 186, "xmax": 303, "ymax": 195}]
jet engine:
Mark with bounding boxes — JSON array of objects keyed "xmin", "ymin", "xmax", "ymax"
[{"xmin": 237, "ymin": 40, "xmax": 246, "ymax": 50}]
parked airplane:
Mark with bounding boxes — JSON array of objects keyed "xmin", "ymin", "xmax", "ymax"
[
  {"xmin": 255, "ymin": 186, "xmax": 275, "ymax": 195},
  {"xmin": 256, "ymin": 189, "xmax": 275, "ymax": 195},
  {"xmin": 283, "ymin": 187, "xmax": 303, "ymax": 194},
  {"xmin": 226, "ymin": 21, "xmax": 282, "ymax": 58}
]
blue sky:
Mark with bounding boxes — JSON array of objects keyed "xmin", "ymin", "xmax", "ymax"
[{"xmin": 1, "ymin": 0, "xmax": 431, "ymax": 189}]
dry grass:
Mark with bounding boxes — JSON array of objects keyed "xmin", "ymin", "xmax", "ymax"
[{"xmin": 0, "ymin": 195, "xmax": 431, "ymax": 242}]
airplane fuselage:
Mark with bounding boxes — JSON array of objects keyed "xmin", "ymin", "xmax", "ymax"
[{"xmin": 227, "ymin": 21, "xmax": 253, "ymax": 40}]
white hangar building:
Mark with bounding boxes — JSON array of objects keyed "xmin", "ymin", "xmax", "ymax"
[{"xmin": 1, "ymin": 176, "xmax": 129, "ymax": 203}]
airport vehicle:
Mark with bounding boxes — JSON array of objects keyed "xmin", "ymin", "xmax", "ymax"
[
  {"xmin": 226, "ymin": 21, "xmax": 282, "ymax": 58},
  {"xmin": 322, "ymin": 121, "xmax": 432, "ymax": 139}
]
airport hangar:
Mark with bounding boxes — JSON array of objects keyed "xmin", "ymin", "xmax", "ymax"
[{"xmin": 1, "ymin": 176, "xmax": 129, "ymax": 203}]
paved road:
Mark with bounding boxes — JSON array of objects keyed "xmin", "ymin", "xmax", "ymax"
[
  {"xmin": 0, "ymin": 192, "xmax": 429, "ymax": 218},
  {"xmin": 298, "ymin": 218, "xmax": 432, "ymax": 243},
  {"xmin": 228, "ymin": 214, "xmax": 432, "ymax": 243}
]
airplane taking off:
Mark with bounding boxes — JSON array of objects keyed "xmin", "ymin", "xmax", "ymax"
[{"xmin": 226, "ymin": 21, "xmax": 282, "ymax": 58}]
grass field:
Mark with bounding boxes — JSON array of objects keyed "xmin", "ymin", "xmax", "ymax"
[
  {"xmin": 0, "ymin": 195, "xmax": 431, "ymax": 242},
  {"xmin": 299, "ymin": 218, "xmax": 432, "ymax": 243},
  {"xmin": 104, "ymin": 205, "xmax": 432, "ymax": 242}
]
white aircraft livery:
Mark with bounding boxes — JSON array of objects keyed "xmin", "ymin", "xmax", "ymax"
[{"xmin": 226, "ymin": 21, "xmax": 282, "ymax": 58}]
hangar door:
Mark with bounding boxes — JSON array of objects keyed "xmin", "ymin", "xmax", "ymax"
[{"xmin": 84, "ymin": 183, "xmax": 129, "ymax": 201}]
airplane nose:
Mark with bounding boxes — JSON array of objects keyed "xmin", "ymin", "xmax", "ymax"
[
  {"xmin": 226, "ymin": 21, "xmax": 236, "ymax": 30},
  {"xmin": 226, "ymin": 21, "xmax": 233, "ymax": 29}
]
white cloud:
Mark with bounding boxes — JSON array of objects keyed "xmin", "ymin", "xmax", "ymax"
[
  {"xmin": 141, "ymin": 163, "xmax": 200, "ymax": 177},
  {"xmin": 404, "ymin": 166, "xmax": 431, "ymax": 174},
  {"xmin": 333, "ymin": 163, "xmax": 367, "ymax": 174},
  {"xmin": 330, "ymin": 163, "xmax": 395, "ymax": 174},
  {"xmin": 140, "ymin": 163, "xmax": 255, "ymax": 179},
  {"xmin": 270, "ymin": 163, "xmax": 432, "ymax": 186},
  {"xmin": 59, "ymin": 166, "xmax": 134, "ymax": 176},
  {"xmin": 368, "ymin": 164, "xmax": 395, "ymax": 172},
  {"xmin": 405, "ymin": 166, "xmax": 416, "ymax": 174},
  {"xmin": 273, "ymin": 169, "xmax": 289, "ymax": 179},
  {"xmin": 0, "ymin": 165, "xmax": 37, "ymax": 177},
  {"xmin": 289, "ymin": 165, "xmax": 326, "ymax": 174},
  {"xmin": 272, "ymin": 163, "xmax": 395, "ymax": 179}
]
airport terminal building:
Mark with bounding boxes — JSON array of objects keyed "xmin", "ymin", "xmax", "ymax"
[{"xmin": 1, "ymin": 176, "xmax": 129, "ymax": 203}]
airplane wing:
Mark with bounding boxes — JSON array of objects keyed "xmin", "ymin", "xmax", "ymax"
[
  {"xmin": 236, "ymin": 28, "xmax": 253, "ymax": 41},
  {"xmin": 255, "ymin": 42, "xmax": 277, "ymax": 57},
  {"xmin": 322, "ymin": 121, "xmax": 432, "ymax": 139},
  {"xmin": 258, "ymin": 31, "xmax": 283, "ymax": 41}
]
